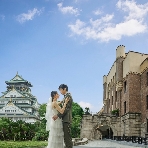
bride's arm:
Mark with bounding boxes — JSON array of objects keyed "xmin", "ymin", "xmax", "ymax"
[{"xmin": 53, "ymin": 99, "xmax": 69, "ymax": 114}]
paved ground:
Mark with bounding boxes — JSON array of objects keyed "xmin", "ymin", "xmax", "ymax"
[{"xmin": 73, "ymin": 139, "xmax": 148, "ymax": 148}]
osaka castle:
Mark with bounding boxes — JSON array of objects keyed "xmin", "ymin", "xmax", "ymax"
[{"xmin": 0, "ymin": 72, "xmax": 40, "ymax": 123}]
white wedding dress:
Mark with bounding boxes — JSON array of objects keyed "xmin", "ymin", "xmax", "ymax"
[{"xmin": 46, "ymin": 107, "xmax": 64, "ymax": 148}]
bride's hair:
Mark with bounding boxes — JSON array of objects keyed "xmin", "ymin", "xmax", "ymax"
[{"xmin": 51, "ymin": 91, "xmax": 58, "ymax": 101}]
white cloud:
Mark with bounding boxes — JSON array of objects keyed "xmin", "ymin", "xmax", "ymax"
[
  {"xmin": 78, "ymin": 101, "xmax": 93, "ymax": 109},
  {"xmin": 78, "ymin": 101, "xmax": 103, "ymax": 113},
  {"xmin": 57, "ymin": 2, "xmax": 80, "ymax": 16},
  {"xmin": 69, "ymin": 18, "xmax": 146, "ymax": 42},
  {"xmin": 68, "ymin": 0, "xmax": 148, "ymax": 42},
  {"xmin": 93, "ymin": 9, "xmax": 102, "ymax": 15},
  {"xmin": 116, "ymin": 0, "xmax": 148, "ymax": 21},
  {"xmin": 0, "ymin": 15, "xmax": 5, "ymax": 20},
  {"xmin": 16, "ymin": 8, "xmax": 44, "ymax": 24}
]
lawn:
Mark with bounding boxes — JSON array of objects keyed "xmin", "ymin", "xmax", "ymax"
[{"xmin": 0, "ymin": 141, "xmax": 48, "ymax": 148}]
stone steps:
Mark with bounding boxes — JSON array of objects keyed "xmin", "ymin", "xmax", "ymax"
[{"xmin": 73, "ymin": 138, "xmax": 88, "ymax": 146}]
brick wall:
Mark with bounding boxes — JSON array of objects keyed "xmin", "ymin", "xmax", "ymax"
[
  {"xmin": 121, "ymin": 73, "xmax": 141, "ymax": 116},
  {"xmin": 128, "ymin": 73, "xmax": 141, "ymax": 113},
  {"xmin": 141, "ymin": 68, "xmax": 148, "ymax": 122}
]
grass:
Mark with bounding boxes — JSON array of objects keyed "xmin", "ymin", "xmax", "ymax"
[{"xmin": 0, "ymin": 141, "xmax": 48, "ymax": 148}]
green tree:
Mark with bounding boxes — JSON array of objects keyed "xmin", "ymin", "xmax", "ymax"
[
  {"xmin": 72, "ymin": 102, "xmax": 84, "ymax": 118},
  {"xmin": 38, "ymin": 103, "xmax": 47, "ymax": 118},
  {"xmin": 71, "ymin": 115, "xmax": 82, "ymax": 138},
  {"xmin": 71, "ymin": 102, "xmax": 84, "ymax": 138},
  {"xmin": 0, "ymin": 118, "xmax": 10, "ymax": 140}
]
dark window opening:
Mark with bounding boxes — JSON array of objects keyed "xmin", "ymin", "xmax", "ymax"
[
  {"xmin": 147, "ymin": 95, "xmax": 148, "ymax": 110},
  {"xmin": 115, "ymin": 91, "xmax": 117, "ymax": 108},
  {"xmin": 112, "ymin": 96, "xmax": 113, "ymax": 105},
  {"xmin": 115, "ymin": 91, "xmax": 117, "ymax": 101},
  {"xmin": 124, "ymin": 101, "xmax": 126, "ymax": 114},
  {"xmin": 147, "ymin": 72, "xmax": 148, "ymax": 86},
  {"xmin": 124, "ymin": 81, "xmax": 127, "ymax": 93},
  {"xmin": 147, "ymin": 119, "xmax": 148, "ymax": 133}
]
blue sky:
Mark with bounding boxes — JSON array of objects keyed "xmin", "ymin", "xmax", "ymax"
[{"xmin": 0, "ymin": 0, "xmax": 148, "ymax": 113}]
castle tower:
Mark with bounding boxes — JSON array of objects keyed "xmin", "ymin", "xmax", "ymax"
[
  {"xmin": 0, "ymin": 73, "xmax": 40, "ymax": 123},
  {"xmin": 116, "ymin": 45, "xmax": 125, "ymax": 116}
]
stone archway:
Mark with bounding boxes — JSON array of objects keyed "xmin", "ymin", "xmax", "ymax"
[
  {"xmin": 96, "ymin": 124, "xmax": 109, "ymax": 139},
  {"xmin": 91, "ymin": 124, "xmax": 102, "ymax": 140},
  {"xmin": 80, "ymin": 114, "xmax": 119, "ymax": 140},
  {"xmin": 95, "ymin": 119, "xmax": 115, "ymax": 139}
]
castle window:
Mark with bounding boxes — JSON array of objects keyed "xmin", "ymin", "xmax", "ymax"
[
  {"xmin": 108, "ymin": 83, "xmax": 110, "ymax": 90},
  {"xmin": 147, "ymin": 95, "xmax": 148, "ymax": 110},
  {"xmin": 147, "ymin": 119, "xmax": 148, "ymax": 132},
  {"xmin": 112, "ymin": 96, "xmax": 113, "ymax": 105},
  {"xmin": 147, "ymin": 72, "xmax": 148, "ymax": 86},
  {"xmin": 124, "ymin": 101, "xmax": 126, "ymax": 114},
  {"xmin": 124, "ymin": 81, "xmax": 127, "ymax": 93},
  {"xmin": 115, "ymin": 91, "xmax": 117, "ymax": 108}
]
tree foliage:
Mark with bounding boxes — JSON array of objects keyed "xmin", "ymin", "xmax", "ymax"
[
  {"xmin": 38, "ymin": 103, "xmax": 46, "ymax": 118},
  {"xmin": 72, "ymin": 102, "xmax": 84, "ymax": 118},
  {"xmin": 72, "ymin": 102, "xmax": 84, "ymax": 138},
  {"xmin": 0, "ymin": 117, "xmax": 48, "ymax": 141},
  {"xmin": 0, "ymin": 101, "xmax": 84, "ymax": 141}
]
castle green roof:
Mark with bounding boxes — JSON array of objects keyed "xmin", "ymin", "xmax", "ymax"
[{"xmin": 5, "ymin": 72, "xmax": 32, "ymax": 87}]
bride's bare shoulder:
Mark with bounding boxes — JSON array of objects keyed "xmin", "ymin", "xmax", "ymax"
[{"xmin": 52, "ymin": 101, "xmax": 57, "ymax": 108}]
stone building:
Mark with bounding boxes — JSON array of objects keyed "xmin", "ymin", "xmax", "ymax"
[
  {"xmin": 80, "ymin": 45, "xmax": 148, "ymax": 139},
  {"xmin": 0, "ymin": 73, "xmax": 40, "ymax": 123}
]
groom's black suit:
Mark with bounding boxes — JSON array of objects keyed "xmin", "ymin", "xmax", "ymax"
[{"xmin": 57, "ymin": 92, "xmax": 73, "ymax": 148}]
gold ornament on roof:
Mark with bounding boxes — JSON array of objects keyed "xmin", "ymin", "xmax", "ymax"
[{"xmin": 8, "ymin": 97, "xmax": 13, "ymax": 106}]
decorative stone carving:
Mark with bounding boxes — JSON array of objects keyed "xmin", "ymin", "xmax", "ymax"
[{"xmin": 116, "ymin": 81, "xmax": 123, "ymax": 91}]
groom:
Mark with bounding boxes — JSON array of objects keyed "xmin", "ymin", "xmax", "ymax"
[{"xmin": 52, "ymin": 84, "xmax": 73, "ymax": 148}]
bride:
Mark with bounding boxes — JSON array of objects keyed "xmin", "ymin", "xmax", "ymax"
[{"xmin": 45, "ymin": 91, "xmax": 69, "ymax": 148}]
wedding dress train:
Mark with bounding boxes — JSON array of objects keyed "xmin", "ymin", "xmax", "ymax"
[{"xmin": 46, "ymin": 108, "xmax": 64, "ymax": 148}]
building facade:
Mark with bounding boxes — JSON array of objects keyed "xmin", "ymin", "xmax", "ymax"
[
  {"xmin": 0, "ymin": 73, "xmax": 40, "ymax": 123},
  {"xmin": 81, "ymin": 45, "xmax": 148, "ymax": 139}
]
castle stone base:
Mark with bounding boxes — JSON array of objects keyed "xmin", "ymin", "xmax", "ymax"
[{"xmin": 80, "ymin": 113, "xmax": 146, "ymax": 140}]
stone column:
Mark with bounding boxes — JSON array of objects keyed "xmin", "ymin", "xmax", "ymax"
[{"xmin": 103, "ymin": 75, "xmax": 107, "ymax": 113}]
